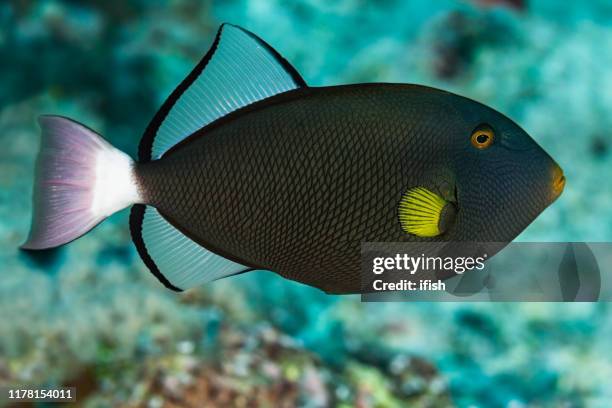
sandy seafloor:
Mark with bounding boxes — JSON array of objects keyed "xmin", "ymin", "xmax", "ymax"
[{"xmin": 1, "ymin": 0, "xmax": 611, "ymax": 406}]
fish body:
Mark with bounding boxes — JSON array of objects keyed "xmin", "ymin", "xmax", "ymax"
[{"xmin": 22, "ymin": 24, "xmax": 564, "ymax": 294}]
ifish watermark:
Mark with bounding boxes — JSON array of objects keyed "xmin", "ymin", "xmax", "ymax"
[{"xmin": 372, "ymin": 278, "xmax": 446, "ymax": 291}]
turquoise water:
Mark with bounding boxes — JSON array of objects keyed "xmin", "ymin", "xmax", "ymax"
[{"xmin": 1, "ymin": 0, "xmax": 611, "ymax": 406}]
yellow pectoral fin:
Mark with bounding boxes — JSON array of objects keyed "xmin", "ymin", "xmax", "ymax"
[{"xmin": 398, "ymin": 187, "xmax": 451, "ymax": 237}]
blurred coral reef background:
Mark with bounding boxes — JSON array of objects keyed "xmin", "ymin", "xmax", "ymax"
[{"xmin": 1, "ymin": 0, "xmax": 611, "ymax": 406}]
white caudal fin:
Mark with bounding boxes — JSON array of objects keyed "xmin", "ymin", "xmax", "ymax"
[{"xmin": 21, "ymin": 116, "xmax": 142, "ymax": 249}]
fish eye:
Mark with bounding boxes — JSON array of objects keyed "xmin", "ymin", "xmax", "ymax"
[{"xmin": 470, "ymin": 125, "xmax": 495, "ymax": 150}]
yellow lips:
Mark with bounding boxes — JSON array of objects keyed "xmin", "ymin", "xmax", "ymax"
[{"xmin": 551, "ymin": 164, "xmax": 565, "ymax": 201}]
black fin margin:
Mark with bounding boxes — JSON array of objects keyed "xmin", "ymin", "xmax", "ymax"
[
  {"xmin": 129, "ymin": 204, "xmax": 183, "ymax": 292},
  {"xmin": 137, "ymin": 25, "xmax": 221, "ymax": 163},
  {"xmin": 138, "ymin": 23, "xmax": 307, "ymax": 163},
  {"xmin": 235, "ymin": 24, "xmax": 307, "ymax": 89}
]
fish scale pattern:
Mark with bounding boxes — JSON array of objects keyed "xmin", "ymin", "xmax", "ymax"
[{"xmin": 137, "ymin": 85, "xmax": 476, "ymax": 293}]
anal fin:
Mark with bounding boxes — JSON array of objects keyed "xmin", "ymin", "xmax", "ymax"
[{"xmin": 130, "ymin": 205, "xmax": 250, "ymax": 291}]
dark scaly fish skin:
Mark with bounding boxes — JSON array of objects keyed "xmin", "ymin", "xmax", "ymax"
[{"xmin": 136, "ymin": 83, "xmax": 560, "ymax": 294}]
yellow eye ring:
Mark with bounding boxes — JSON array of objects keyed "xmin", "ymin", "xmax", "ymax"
[{"xmin": 470, "ymin": 125, "xmax": 495, "ymax": 149}]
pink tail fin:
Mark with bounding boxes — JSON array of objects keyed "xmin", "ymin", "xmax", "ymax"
[{"xmin": 22, "ymin": 116, "xmax": 141, "ymax": 249}]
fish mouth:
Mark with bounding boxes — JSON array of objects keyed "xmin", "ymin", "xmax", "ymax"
[{"xmin": 550, "ymin": 164, "xmax": 565, "ymax": 202}]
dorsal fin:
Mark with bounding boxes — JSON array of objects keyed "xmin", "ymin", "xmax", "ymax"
[{"xmin": 139, "ymin": 23, "xmax": 307, "ymax": 162}]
